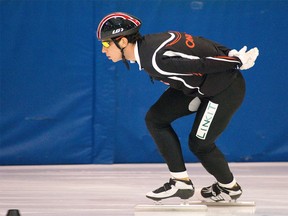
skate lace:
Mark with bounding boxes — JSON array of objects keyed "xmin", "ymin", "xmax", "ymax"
[
  {"xmin": 212, "ymin": 183, "xmax": 221, "ymax": 195},
  {"xmin": 153, "ymin": 179, "xmax": 174, "ymax": 193},
  {"xmin": 208, "ymin": 183, "xmax": 225, "ymax": 201}
]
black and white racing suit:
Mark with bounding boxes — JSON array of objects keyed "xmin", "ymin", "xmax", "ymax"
[{"xmin": 135, "ymin": 31, "xmax": 245, "ymax": 184}]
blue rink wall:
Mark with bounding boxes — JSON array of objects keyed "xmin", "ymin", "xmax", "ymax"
[{"xmin": 0, "ymin": 0, "xmax": 287, "ymax": 165}]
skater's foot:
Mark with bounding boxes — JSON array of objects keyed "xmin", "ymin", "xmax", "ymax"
[
  {"xmin": 201, "ymin": 182, "xmax": 242, "ymax": 202},
  {"xmin": 146, "ymin": 178, "xmax": 194, "ymax": 201}
]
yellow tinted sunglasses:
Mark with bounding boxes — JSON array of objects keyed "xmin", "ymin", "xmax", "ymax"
[
  {"xmin": 101, "ymin": 36, "xmax": 123, "ymax": 48},
  {"xmin": 102, "ymin": 40, "xmax": 112, "ymax": 48}
]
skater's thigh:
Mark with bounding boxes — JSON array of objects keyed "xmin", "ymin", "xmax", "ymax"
[
  {"xmin": 190, "ymin": 75, "xmax": 245, "ymax": 145},
  {"xmin": 148, "ymin": 88, "xmax": 197, "ymax": 122}
]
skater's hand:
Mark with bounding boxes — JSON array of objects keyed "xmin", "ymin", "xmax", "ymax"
[
  {"xmin": 228, "ymin": 46, "xmax": 247, "ymax": 58},
  {"xmin": 229, "ymin": 46, "xmax": 259, "ymax": 70}
]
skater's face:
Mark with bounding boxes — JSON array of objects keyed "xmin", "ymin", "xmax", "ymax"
[{"xmin": 101, "ymin": 38, "xmax": 123, "ymax": 62}]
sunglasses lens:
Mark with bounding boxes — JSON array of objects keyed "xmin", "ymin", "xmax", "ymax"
[{"xmin": 102, "ymin": 41, "xmax": 110, "ymax": 48}]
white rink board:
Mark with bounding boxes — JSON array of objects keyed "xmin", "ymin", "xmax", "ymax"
[
  {"xmin": 135, "ymin": 204, "xmax": 207, "ymax": 212},
  {"xmin": 189, "ymin": 200, "xmax": 256, "ymax": 206}
]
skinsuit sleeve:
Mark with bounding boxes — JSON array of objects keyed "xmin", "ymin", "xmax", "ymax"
[{"xmin": 153, "ymin": 32, "xmax": 242, "ymax": 76}]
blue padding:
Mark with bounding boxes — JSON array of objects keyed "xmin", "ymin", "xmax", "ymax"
[{"xmin": 0, "ymin": 1, "xmax": 95, "ymax": 164}]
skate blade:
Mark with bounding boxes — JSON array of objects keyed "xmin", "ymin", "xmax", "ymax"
[
  {"xmin": 190, "ymin": 200, "xmax": 256, "ymax": 207},
  {"xmin": 135, "ymin": 204, "xmax": 207, "ymax": 212}
]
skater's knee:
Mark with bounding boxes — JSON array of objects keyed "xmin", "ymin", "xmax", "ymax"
[
  {"xmin": 189, "ymin": 140, "xmax": 201, "ymax": 154},
  {"xmin": 188, "ymin": 135, "xmax": 216, "ymax": 155},
  {"xmin": 145, "ymin": 108, "xmax": 154, "ymax": 124},
  {"xmin": 145, "ymin": 106, "xmax": 169, "ymax": 129},
  {"xmin": 145, "ymin": 108, "xmax": 156, "ymax": 128}
]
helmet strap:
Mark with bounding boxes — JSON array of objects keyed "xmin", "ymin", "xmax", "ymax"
[{"xmin": 112, "ymin": 38, "xmax": 130, "ymax": 70}]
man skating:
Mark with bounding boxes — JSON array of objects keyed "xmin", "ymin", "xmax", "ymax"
[{"xmin": 97, "ymin": 12, "xmax": 259, "ymax": 202}]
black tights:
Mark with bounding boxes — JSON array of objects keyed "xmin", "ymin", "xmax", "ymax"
[{"xmin": 145, "ymin": 73, "xmax": 245, "ymax": 184}]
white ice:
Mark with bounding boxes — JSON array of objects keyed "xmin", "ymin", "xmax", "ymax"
[{"xmin": 0, "ymin": 163, "xmax": 287, "ymax": 216}]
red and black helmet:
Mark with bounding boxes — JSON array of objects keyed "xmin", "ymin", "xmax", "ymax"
[{"xmin": 97, "ymin": 12, "xmax": 142, "ymax": 40}]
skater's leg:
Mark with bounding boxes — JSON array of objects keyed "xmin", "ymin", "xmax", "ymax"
[
  {"xmin": 189, "ymin": 73, "xmax": 245, "ymax": 185},
  {"xmin": 145, "ymin": 88, "xmax": 198, "ymax": 201},
  {"xmin": 145, "ymin": 88, "xmax": 198, "ymax": 174}
]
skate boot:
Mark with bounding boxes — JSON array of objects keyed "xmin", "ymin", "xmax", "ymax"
[
  {"xmin": 146, "ymin": 178, "xmax": 194, "ymax": 201},
  {"xmin": 201, "ymin": 182, "xmax": 242, "ymax": 202}
]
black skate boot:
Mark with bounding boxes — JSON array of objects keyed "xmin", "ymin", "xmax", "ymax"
[
  {"xmin": 201, "ymin": 182, "xmax": 242, "ymax": 202},
  {"xmin": 146, "ymin": 178, "xmax": 194, "ymax": 201}
]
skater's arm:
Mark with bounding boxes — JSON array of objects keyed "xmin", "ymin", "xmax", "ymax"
[{"xmin": 153, "ymin": 50, "xmax": 242, "ymax": 76}]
